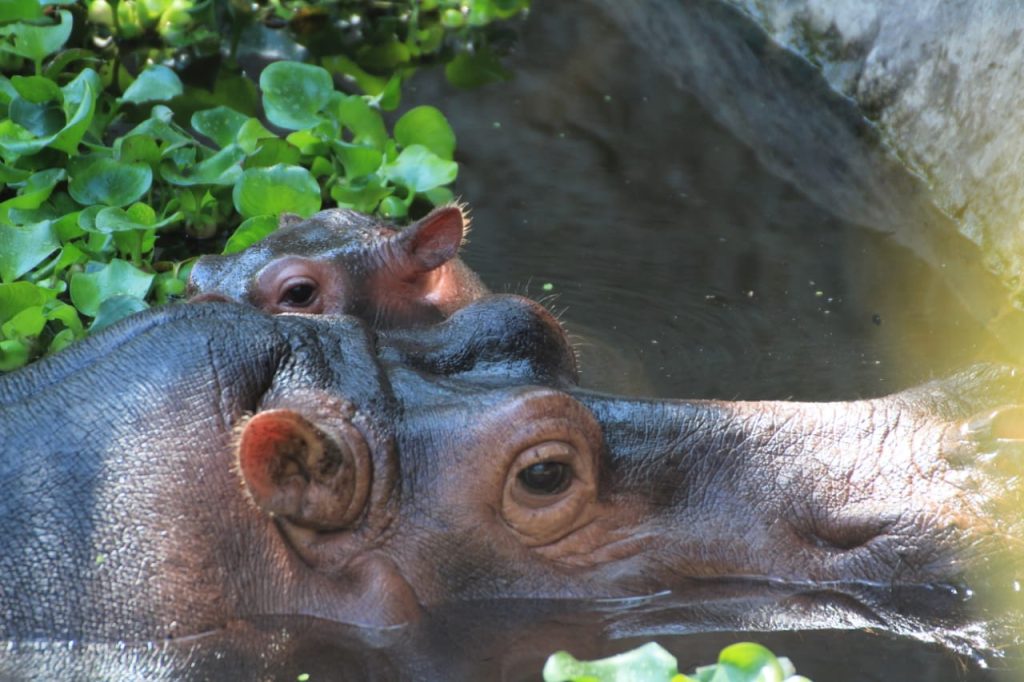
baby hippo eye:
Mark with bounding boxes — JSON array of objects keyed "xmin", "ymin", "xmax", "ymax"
[
  {"xmin": 517, "ymin": 461, "xmax": 572, "ymax": 495},
  {"xmin": 279, "ymin": 278, "xmax": 318, "ymax": 308}
]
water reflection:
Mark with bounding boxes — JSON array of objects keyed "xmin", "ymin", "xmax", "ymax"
[{"xmin": 2, "ymin": 585, "xmax": 1013, "ymax": 680}]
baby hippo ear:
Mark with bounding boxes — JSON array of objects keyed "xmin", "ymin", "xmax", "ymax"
[
  {"xmin": 396, "ymin": 204, "xmax": 468, "ymax": 272},
  {"xmin": 278, "ymin": 213, "xmax": 304, "ymax": 229},
  {"xmin": 236, "ymin": 410, "xmax": 371, "ymax": 530}
]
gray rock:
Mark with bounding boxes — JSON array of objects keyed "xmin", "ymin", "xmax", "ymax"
[{"xmin": 727, "ymin": 0, "xmax": 1024, "ymax": 315}]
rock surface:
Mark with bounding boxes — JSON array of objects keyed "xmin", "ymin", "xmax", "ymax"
[{"xmin": 728, "ymin": 0, "xmax": 1024, "ymax": 315}]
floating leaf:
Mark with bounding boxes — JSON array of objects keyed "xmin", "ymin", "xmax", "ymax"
[
  {"xmin": 0, "ymin": 281, "xmax": 57, "ymax": 325},
  {"xmin": 245, "ymin": 137, "xmax": 301, "ymax": 168},
  {"xmin": 2, "ymin": 305, "xmax": 46, "ymax": 340},
  {"xmin": 9, "ymin": 97, "xmax": 63, "ymax": 137},
  {"xmin": 334, "ymin": 95, "xmax": 388, "ymax": 149},
  {"xmin": 10, "ymin": 75, "xmax": 61, "ymax": 104},
  {"xmin": 331, "ymin": 140, "xmax": 383, "ymax": 178},
  {"xmin": 0, "ymin": 169, "xmax": 65, "ymax": 213},
  {"xmin": 542, "ymin": 643, "xmax": 679, "ymax": 682},
  {"xmin": 707, "ymin": 642, "xmax": 786, "ymax": 682},
  {"xmin": 0, "ymin": 10, "xmax": 73, "ymax": 64},
  {"xmin": 394, "ymin": 106, "xmax": 455, "ymax": 160},
  {"xmin": 68, "ymin": 155, "xmax": 152, "ymax": 207},
  {"xmin": 232, "ymin": 164, "xmax": 320, "ymax": 219},
  {"xmin": 70, "ymin": 259, "xmax": 155, "ymax": 317},
  {"xmin": 381, "ymin": 144, "xmax": 457, "ymax": 193},
  {"xmin": 0, "ymin": 339, "xmax": 29, "ymax": 371},
  {"xmin": 259, "ymin": 61, "xmax": 332, "ymax": 130},
  {"xmin": 191, "ymin": 106, "xmax": 249, "ymax": 149},
  {"xmin": 51, "ymin": 68, "xmax": 99, "ymax": 154},
  {"xmin": 0, "ymin": 221, "xmax": 59, "ymax": 283},
  {"xmin": 236, "ymin": 117, "xmax": 275, "ymax": 154},
  {"xmin": 330, "ymin": 176, "xmax": 393, "ymax": 213},
  {"xmin": 121, "ymin": 64, "xmax": 183, "ymax": 104},
  {"xmin": 0, "ymin": 0, "xmax": 43, "ymax": 23},
  {"xmin": 115, "ymin": 134, "xmax": 161, "ymax": 165},
  {"xmin": 160, "ymin": 144, "xmax": 245, "ymax": 186},
  {"xmin": 222, "ymin": 214, "xmax": 277, "ymax": 255},
  {"xmin": 88, "ymin": 294, "xmax": 150, "ymax": 332}
]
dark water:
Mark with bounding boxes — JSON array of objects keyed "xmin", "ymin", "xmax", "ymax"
[
  {"xmin": 10, "ymin": 1, "xmax": 1022, "ymax": 680},
  {"xmin": 405, "ymin": 0, "xmax": 1018, "ymax": 402},
  {"xmin": 2, "ymin": 587, "xmax": 1017, "ymax": 680}
]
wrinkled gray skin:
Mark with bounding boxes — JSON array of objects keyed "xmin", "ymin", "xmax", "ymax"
[
  {"xmin": 0, "ymin": 299, "xmax": 1020, "ymax": 642},
  {"xmin": 187, "ymin": 206, "xmax": 488, "ymax": 329}
]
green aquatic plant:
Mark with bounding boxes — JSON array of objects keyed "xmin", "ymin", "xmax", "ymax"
[
  {"xmin": 543, "ymin": 642, "xmax": 812, "ymax": 682},
  {"xmin": 0, "ymin": 0, "xmax": 528, "ymax": 370}
]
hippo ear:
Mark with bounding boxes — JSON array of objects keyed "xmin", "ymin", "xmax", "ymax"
[
  {"xmin": 278, "ymin": 213, "xmax": 304, "ymax": 229},
  {"xmin": 396, "ymin": 204, "xmax": 468, "ymax": 272},
  {"xmin": 236, "ymin": 410, "xmax": 371, "ymax": 530}
]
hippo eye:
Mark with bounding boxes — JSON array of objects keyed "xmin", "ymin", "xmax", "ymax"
[
  {"xmin": 517, "ymin": 461, "xmax": 572, "ymax": 495},
  {"xmin": 279, "ymin": 278, "xmax": 318, "ymax": 308},
  {"xmin": 500, "ymin": 433, "xmax": 599, "ymax": 546}
]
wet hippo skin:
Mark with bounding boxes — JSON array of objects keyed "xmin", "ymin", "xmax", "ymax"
[{"xmin": 1, "ymin": 299, "xmax": 1020, "ymax": 645}]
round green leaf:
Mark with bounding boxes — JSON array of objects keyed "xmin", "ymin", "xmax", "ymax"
[
  {"xmin": 245, "ymin": 138, "xmax": 301, "ymax": 168},
  {"xmin": 232, "ymin": 164, "xmax": 321, "ymax": 219},
  {"xmin": 0, "ymin": 10, "xmax": 73, "ymax": 63},
  {"xmin": 87, "ymin": 294, "xmax": 150, "ymax": 333},
  {"xmin": 259, "ymin": 61, "xmax": 333, "ymax": 131},
  {"xmin": 0, "ymin": 221, "xmax": 59, "ymax": 283},
  {"xmin": 0, "ymin": 168, "xmax": 65, "ymax": 212},
  {"xmin": 0, "ymin": 281, "xmax": 57, "ymax": 325},
  {"xmin": 2, "ymin": 305, "xmax": 46, "ymax": 339},
  {"xmin": 70, "ymin": 259, "xmax": 155, "ymax": 317},
  {"xmin": 331, "ymin": 140, "xmax": 383, "ymax": 178},
  {"xmin": 716, "ymin": 643, "xmax": 785, "ymax": 682},
  {"xmin": 121, "ymin": 65, "xmax": 183, "ymax": 105},
  {"xmin": 236, "ymin": 117, "xmax": 275, "ymax": 154},
  {"xmin": 394, "ymin": 106, "xmax": 455, "ymax": 160},
  {"xmin": 0, "ymin": 0, "xmax": 42, "ymax": 23},
  {"xmin": 0, "ymin": 338, "xmax": 29, "ymax": 371},
  {"xmin": 10, "ymin": 75, "xmax": 60, "ymax": 104},
  {"xmin": 330, "ymin": 177, "xmax": 393, "ymax": 213},
  {"xmin": 191, "ymin": 106, "xmax": 249, "ymax": 149},
  {"xmin": 222, "ymin": 214, "xmax": 277, "ymax": 255},
  {"xmin": 160, "ymin": 145, "xmax": 245, "ymax": 186},
  {"xmin": 334, "ymin": 95, "xmax": 387, "ymax": 149},
  {"xmin": 381, "ymin": 144, "xmax": 457, "ymax": 193},
  {"xmin": 68, "ymin": 156, "xmax": 153, "ymax": 207}
]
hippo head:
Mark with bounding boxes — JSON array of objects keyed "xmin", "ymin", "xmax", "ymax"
[
  {"xmin": 224, "ymin": 296, "xmax": 1022, "ymax": 629},
  {"xmin": 187, "ymin": 206, "xmax": 484, "ymax": 327}
]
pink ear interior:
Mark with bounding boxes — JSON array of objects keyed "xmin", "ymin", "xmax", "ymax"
[
  {"xmin": 237, "ymin": 410, "xmax": 309, "ymax": 511},
  {"xmin": 401, "ymin": 206, "xmax": 465, "ymax": 272}
]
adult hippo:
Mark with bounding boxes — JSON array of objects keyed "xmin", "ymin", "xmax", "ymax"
[{"xmin": 0, "ymin": 298, "xmax": 1020, "ymax": 643}]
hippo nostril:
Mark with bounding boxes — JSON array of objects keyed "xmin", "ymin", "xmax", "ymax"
[
  {"xmin": 189, "ymin": 292, "xmax": 232, "ymax": 304},
  {"xmin": 801, "ymin": 513, "xmax": 897, "ymax": 552}
]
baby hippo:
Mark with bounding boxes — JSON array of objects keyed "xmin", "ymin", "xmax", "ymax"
[{"xmin": 188, "ymin": 205, "xmax": 488, "ymax": 328}]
